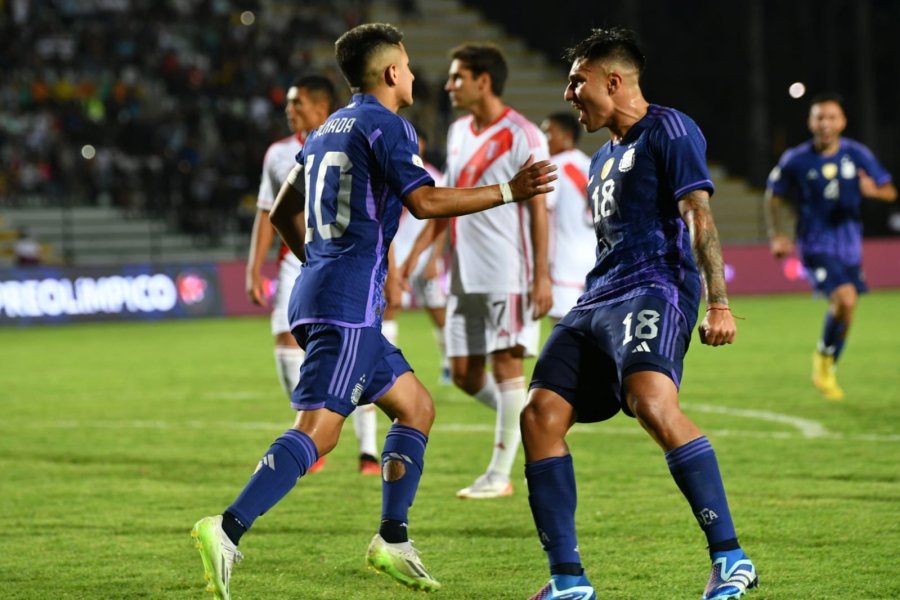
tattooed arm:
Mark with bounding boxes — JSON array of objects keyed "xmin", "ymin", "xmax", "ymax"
[{"xmin": 678, "ymin": 189, "xmax": 735, "ymax": 346}]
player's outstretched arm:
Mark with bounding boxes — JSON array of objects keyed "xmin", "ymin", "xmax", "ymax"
[
  {"xmin": 764, "ymin": 190, "xmax": 794, "ymax": 258},
  {"xmin": 270, "ymin": 165, "xmax": 307, "ymax": 263},
  {"xmin": 858, "ymin": 169, "xmax": 897, "ymax": 202},
  {"xmin": 404, "ymin": 157, "xmax": 556, "ymax": 219},
  {"xmin": 678, "ymin": 189, "xmax": 735, "ymax": 347}
]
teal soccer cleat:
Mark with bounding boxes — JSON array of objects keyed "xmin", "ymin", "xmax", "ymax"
[
  {"xmin": 702, "ymin": 549, "xmax": 758, "ymax": 600},
  {"xmin": 529, "ymin": 574, "xmax": 596, "ymax": 600}
]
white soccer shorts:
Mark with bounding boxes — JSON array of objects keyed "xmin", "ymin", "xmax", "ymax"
[
  {"xmin": 271, "ymin": 252, "xmax": 302, "ymax": 336},
  {"xmin": 445, "ymin": 292, "xmax": 539, "ymax": 358}
]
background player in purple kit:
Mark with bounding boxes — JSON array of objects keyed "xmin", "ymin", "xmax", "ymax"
[
  {"xmin": 520, "ymin": 28, "xmax": 757, "ymax": 600},
  {"xmin": 191, "ymin": 22, "xmax": 556, "ymax": 600},
  {"xmin": 765, "ymin": 93, "xmax": 896, "ymax": 401}
]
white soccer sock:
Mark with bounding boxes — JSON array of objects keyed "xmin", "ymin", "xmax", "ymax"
[
  {"xmin": 382, "ymin": 319, "xmax": 399, "ymax": 346},
  {"xmin": 432, "ymin": 326, "xmax": 449, "ymax": 369},
  {"xmin": 486, "ymin": 376, "xmax": 526, "ymax": 479},
  {"xmin": 473, "ymin": 372, "xmax": 499, "ymax": 410},
  {"xmin": 353, "ymin": 404, "xmax": 379, "ymax": 457},
  {"xmin": 273, "ymin": 346, "xmax": 304, "ymax": 399}
]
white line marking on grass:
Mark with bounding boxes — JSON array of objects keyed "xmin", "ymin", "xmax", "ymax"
[
  {"xmin": 30, "ymin": 418, "xmax": 900, "ymax": 443},
  {"xmin": 683, "ymin": 403, "xmax": 830, "ymax": 439}
]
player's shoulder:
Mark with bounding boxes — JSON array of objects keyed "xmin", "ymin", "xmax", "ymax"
[
  {"xmin": 503, "ymin": 107, "xmax": 546, "ymax": 147},
  {"xmin": 263, "ymin": 133, "xmax": 303, "ymax": 162},
  {"xmin": 645, "ymin": 104, "xmax": 703, "ymax": 138},
  {"xmin": 779, "ymin": 140, "xmax": 815, "ymax": 166},
  {"xmin": 840, "ymin": 137, "xmax": 876, "ymax": 159}
]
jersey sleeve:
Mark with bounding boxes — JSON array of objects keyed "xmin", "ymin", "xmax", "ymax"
[
  {"xmin": 766, "ymin": 149, "xmax": 796, "ymax": 197},
  {"xmin": 256, "ymin": 148, "xmax": 276, "ymax": 210},
  {"xmin": 512, "ymin": 120, "xmax": 550, "ymax": 171},
  {"xmin": 851, "ymin": 141, "xmax": 892, "ymax": 186},
  {"xmin": 376, "ymin": 115, "xmax": 435, "ymax": 197},
  {"xmin": 652, "ymin": 112, "xmax": 714, "ymax": 202}
]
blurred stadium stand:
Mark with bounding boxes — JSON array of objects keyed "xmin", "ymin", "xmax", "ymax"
[{"xmin": 2, "ymin": 0, "xmax": 894, "ymax": 267}]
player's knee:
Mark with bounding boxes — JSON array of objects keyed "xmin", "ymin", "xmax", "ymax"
[{"xmin": 453, "ymin": 371, "xmax": 482, "ymax": 395}]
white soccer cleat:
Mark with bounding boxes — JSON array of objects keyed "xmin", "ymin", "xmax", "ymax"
[
  {"xmin": 191, "ymin": 515, "xmax": 243, "ymax": 600},
  {"xmin": 366, "ymin": 533, "xmax": 441, "ymax": 592},
  {"xmin": 456, "ymin": 471, "xmax": 513, "ymax": 499}
]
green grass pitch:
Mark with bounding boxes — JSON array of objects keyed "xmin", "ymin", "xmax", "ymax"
[{"xmin": 1, "ymin": 291, "xmax": 898, "ymax": 599}]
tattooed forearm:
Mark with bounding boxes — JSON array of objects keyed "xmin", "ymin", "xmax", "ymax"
[{"xmin": 678, "ymin": 190, "xmax": 729, "ymax": 305}]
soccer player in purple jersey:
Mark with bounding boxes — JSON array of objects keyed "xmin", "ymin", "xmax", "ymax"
[
  {"xmin": 191, "ymin": 22, "xmax": 556, "ymax": 599},
  {"xmin": 765, "ymin": 93, "xmax": 896, "ymax": 401},
  {"xmin": 521, "ymin": 28, "xmax": 757, "ymax": 600}
]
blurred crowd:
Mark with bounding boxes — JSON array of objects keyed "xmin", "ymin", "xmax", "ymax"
[{"xmin": 0, "ymin": 0, "xmax": 378, "ymax": 244}]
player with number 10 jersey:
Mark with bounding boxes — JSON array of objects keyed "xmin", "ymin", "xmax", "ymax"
[{"xmin": 288, "ymin": 95, "xmax": 433, "ymax": 330}]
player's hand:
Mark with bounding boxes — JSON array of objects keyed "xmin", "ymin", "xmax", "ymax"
[
  {"xmin": 768, "ymin": 233, "xmax": 793, "ymax": 258},
  {"xmin": 858, "ymin": 168, "xmax": 878, "ymax": 198},
  {"xmin": 698, "ymin": 306, "xmax": 736, "ymax": 346},
  {"xmin": 246, "ymin": 271, "xmax": 268, "ymax": 307},
  {"xmin": 397, "ymin": 256, "xmax": 416, "ymax": 293},
  {"xmin": 529, "ymin": 274, "xmax": 553, "ymax": 319},
  {"xmin": 508, "ymin": 155, "xmax": 557, "ymax": 201}
]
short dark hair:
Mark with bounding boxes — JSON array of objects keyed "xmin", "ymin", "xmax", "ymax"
[
  {"xmin": 547, "ymin": 111, "xmax": 582, "ymax": 144},
  {"xmin": 810, "ymin": 92, "xmax": 845, "ymax": 111},
  {"xmin": 564, "ymin": 27, "xmax": 646, "ymax": 74},
  {"xmin": 335, "ymin": 23, "xmax": 404, "ymax": 89},
  {"xmin": 449, "ymin": 43, "xmax": 508, "ymax": 97},
  {"xmin": 293, "ymin": 74, "xmax": 337, "ymax": 112}
]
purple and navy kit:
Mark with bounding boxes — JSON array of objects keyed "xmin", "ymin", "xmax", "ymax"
[
  {"xmin": 766, "ymin": 138, "xmax": 892, "ymax": 267},
  {"xmin": 530, "ymin": 105, "xmax": 713, "ymax": 423},
  {"xmin": 577, "ymin": 104, "xmax": 711, "ymax": 317},
  {"xmin": 288, "ymin": 94, "xmax": 434, "ymax": 330}
]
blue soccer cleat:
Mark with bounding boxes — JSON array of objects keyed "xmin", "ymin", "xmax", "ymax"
[
  {"xmin": 529, "ymin": 573, "xmax": 596, "ymax": 600},
  {"xmin": 702, "ymin": 549, "xmax": 758, "ymax": 600}
]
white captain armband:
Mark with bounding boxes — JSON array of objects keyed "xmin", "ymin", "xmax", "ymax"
[{"xmin": 285, "ymin": 163, "xmax": 305, "ymax": 193}]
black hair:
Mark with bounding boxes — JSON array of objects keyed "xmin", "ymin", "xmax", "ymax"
[
  {"xmin": 292, "ymin": 75, "xmax": 337, "ymax": 112},
  {"xmin": 809, "ymin": 92, "xmax": 845, "ymax": 111},
  {"xmin": 335, "ymin": 23, "xmax": 404, "ymax": 89},
  {"xmin": 547, "ymin": 111, "xmax": 582, "ymax": 143},
  {"xmin": 449, "ymin": 43, "xmax": 508, "ymax": 97},
  {"xmin": 564, "ymin": 26, "xmax": 645, "ymax": 74}
]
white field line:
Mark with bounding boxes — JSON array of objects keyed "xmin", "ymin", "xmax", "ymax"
[{"xmin": 32, "ymin": 413, "xmax": 899, "ymax": 443}]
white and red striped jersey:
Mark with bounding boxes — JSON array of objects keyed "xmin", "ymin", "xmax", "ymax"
[
  {"xmin": 546, "ymin": 148, "xmax": 595, "ymax": 289},
  {"xmin": 444, "ymin": 108, "xmax": 549, "ymax": 294},
  {"xmin": 256, "ymin": 133, "xmax": 304, "ymax": 211}
]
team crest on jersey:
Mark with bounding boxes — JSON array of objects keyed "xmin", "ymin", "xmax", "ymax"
[
  {"xmin": 486, "ymin": 141, "xmax": 499, "ymax": 160},
  {"xmin": 600, "ymin": 157, "xmax": 615, "ymax": 179},
  {"xmin": 412, "ymin": 153, "xmax": 424, "ymax": 168},
  {"xmin": 619, "ymin": 148, "xmax": 636, "ymax": 172},
  {"xmin": 821, "ymin": 163, "xmax": 838, "ymax": 180},
  {"xmin": 806, "ymin": 169, "xmax": 819, "ymax": 180},
  {"xmin": 840, "ymin": 156, "xmax": 856, "ymax": 179}
]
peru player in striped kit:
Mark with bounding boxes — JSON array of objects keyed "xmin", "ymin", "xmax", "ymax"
[
  {"xmin": 244, "ymin": 75, "xmax": 380, "ymax": 475},
  {"xmin": 522, "ymin": 28, "xmax": 756, "ymax": 600},
  {"xmin": 541, "ymin": 112, "xmax": 595, "ymax": 320},
  {"xmin": 405, "ymin": 43, "xmax": 552, "ymax": 500}
]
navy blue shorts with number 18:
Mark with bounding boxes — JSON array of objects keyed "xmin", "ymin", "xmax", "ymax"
[{"xmin": 530, "ymin": 294, "xmax": 694, "ymax": 423}]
